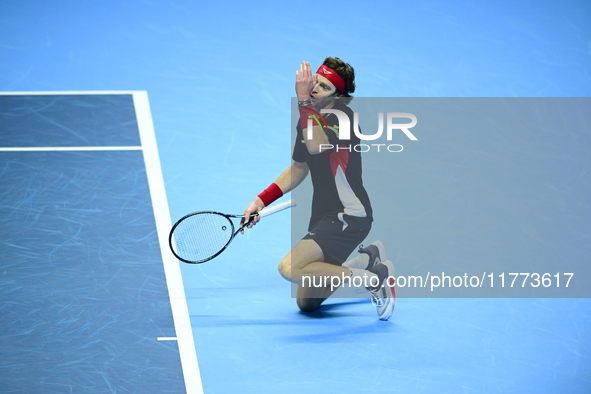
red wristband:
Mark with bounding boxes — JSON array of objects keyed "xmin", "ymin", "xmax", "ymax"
[{"xmin": 258, "ymin": 183, "xmax": 283, "ymax": 206}]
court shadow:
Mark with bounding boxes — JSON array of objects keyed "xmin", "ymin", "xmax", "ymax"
[
  {"xmin": 279, "ymin": 319, "xmax": 399, "ymax": 344},
  {"xmin": 297, "ymin": 299, "xmax": 369, "ymax": 319}
]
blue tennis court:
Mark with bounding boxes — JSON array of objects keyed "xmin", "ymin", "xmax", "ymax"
[
  {"xmin": 1, "ymin": 1, "xmax": 591, "ymax": 393},
  {"xmin": 0, "ymin": 93, "xmax": 199, "ymax": 393}
]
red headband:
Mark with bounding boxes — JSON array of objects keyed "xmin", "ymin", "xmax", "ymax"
[{"xmin": 316, "ymin": 65, "xmax": 346, "ymax": 93}]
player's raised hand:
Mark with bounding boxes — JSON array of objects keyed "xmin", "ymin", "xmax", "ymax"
[
  {"xmin": 240, "ymin": 196, "xmax": 265, "ymax": 234},
  {"xmin": 295, "ymin": 61, "xmax": 314, "ymax": 100}
]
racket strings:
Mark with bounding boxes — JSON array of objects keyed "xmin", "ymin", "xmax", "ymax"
[{"xmin": 171, "ymin": 213, "xmax": 234, "ymax": 262}]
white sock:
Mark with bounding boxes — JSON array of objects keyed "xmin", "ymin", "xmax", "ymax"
[{"xmin": 343, "ymin": 253, "xmax": 370, "ymax": 270}]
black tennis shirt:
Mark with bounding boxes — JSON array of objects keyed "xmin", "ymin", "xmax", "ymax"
[{"xmin": 293, "ymin": 102, "xmax": 373, "ymax": 230}]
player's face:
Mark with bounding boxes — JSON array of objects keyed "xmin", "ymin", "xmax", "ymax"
[{"xmin": 310, "ymin": 74, "xmax": 340, "ymax": 108}]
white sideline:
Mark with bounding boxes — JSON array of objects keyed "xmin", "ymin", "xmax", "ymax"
[{"xmin": 133, "ymin": 91, "xmax": 203, "ymax": 394}]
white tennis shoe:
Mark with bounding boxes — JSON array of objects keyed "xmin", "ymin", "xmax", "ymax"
[{"xmin": 366, "ymin": 259, "xmax": 396, "ymax": 321}]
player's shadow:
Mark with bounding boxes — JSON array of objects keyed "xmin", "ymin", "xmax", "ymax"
[
  {"xmin": 297, "ymin": 299, "xmax": 369, "ymax": 319},
  {"xmin": 282, "ymin": 305, "xmax": 399, "ymax": 344}
]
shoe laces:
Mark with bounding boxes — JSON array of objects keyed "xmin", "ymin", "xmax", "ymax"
[{"xmin": 370, "ymin": 290, "xmax": 384, "ymax": 307}]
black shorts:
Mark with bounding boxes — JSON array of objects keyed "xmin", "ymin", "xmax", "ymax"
[{"xmin": 303, "ymin": 214, "xmax": 372, "ymax": 265}]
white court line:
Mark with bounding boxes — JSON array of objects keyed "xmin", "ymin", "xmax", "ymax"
[
  {"xmin": 0, "ymin": 91, "xmax": 140, "ymax": 95},
  {"xmin": 0, "ymin": 146, "xmax": 142, "ymax": 152},
  {"xmin": 133, "ymin": 91, "xmax": 204, "ymax": 394},
  {"xmin": 157, "ymin": 337, "xmax": 179, "ymax": 341}
]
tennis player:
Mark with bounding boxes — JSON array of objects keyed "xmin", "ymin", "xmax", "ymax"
[{"xmin": 242, "ymin": 58, "xmax": 395, "ymax": 320}]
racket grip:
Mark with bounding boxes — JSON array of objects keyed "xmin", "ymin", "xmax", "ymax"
[{"xmin": 258, "ymin": 198, "xmax": 296, "ymax": 218}]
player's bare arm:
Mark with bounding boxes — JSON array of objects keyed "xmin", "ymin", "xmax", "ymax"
[
  {"xmin": 301, "ymin": 120, "xmax": 330, "ymax": 154},
  {"xmin": 296, "ymin": 61, "xmax": 329, "ymax": 153},
  {"xmin": 240, "ymin": 60, "xmax": 331, "ymax": 231},
  {"xmin": 240, "ymin": 161, "xmax": 309, "ymax": 232},
  {"xmin": 297, "ymin": 61, "xmax": 341, "ymax": 154}
]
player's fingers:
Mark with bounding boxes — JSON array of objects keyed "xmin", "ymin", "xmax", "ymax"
[
  {"xmin": 246, "ymin": 212, "xmax": 261, "ymax": 229},
  {"xmin": 240, "ymin": 208, "xmax": 253, "ymax": 233},
  {"xmin": 242, "ymin": 209, "xmax": 252, "ymax": 227},
  {"xmin": 240, "ymin": 217, "xmax": 246, "ymax": 234}
]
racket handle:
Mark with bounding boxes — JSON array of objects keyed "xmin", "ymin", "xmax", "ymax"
[{"xmin": 258, "ymin": 198, "xmax": 296, "ymax": 218}]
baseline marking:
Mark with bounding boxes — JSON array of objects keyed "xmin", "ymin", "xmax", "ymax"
[{"xmin": 0, "ymin": 147, "xmax": 142, "ymax": 152}]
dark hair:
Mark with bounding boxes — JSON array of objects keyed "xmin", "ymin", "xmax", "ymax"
[{"xmin": 322, "ymin": 57, "xmax": 356, "ymax": 98}]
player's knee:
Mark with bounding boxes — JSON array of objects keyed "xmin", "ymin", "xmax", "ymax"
[
  {"xmin": 297, "ymin": 297, "xmax": 323, "ymax": 312},
  {"xmin": 278, "ymin": 257, "xmax": 292, "ymax": 281}
]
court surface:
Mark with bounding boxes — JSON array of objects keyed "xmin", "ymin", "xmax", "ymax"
[{"xmin": 1, "ymin": 1, "xmax": 591, "ymax": 393}]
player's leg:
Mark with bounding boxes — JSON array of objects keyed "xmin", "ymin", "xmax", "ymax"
[
  {"xmin": 278, "ymin": 216, "xmax": 395, "ymax": 319},
  {"xmin": 295, "ymin": 281, "xmax": 337, "ymax": 312},
  {"xmin": 278, "ymin": 239, "xmax": 350, "ymax": 284},
  {"xmin": 278, "ymin": 239, "xmax": 346, "ymax": 312}
]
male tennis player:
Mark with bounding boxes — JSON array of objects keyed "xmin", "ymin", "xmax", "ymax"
[{"xmin": 242, "ymin": 58, "xmax": 395, "ymax": 320}]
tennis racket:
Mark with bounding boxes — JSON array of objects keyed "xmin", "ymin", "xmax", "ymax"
[{"xmin": 169, "ymin": 198, "xmax": 296, "ymax": 264}]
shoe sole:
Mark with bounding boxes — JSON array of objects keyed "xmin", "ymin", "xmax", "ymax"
[{"xmin": 378, "ymin": 259, "xmax": 396, "ymax": 321}]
